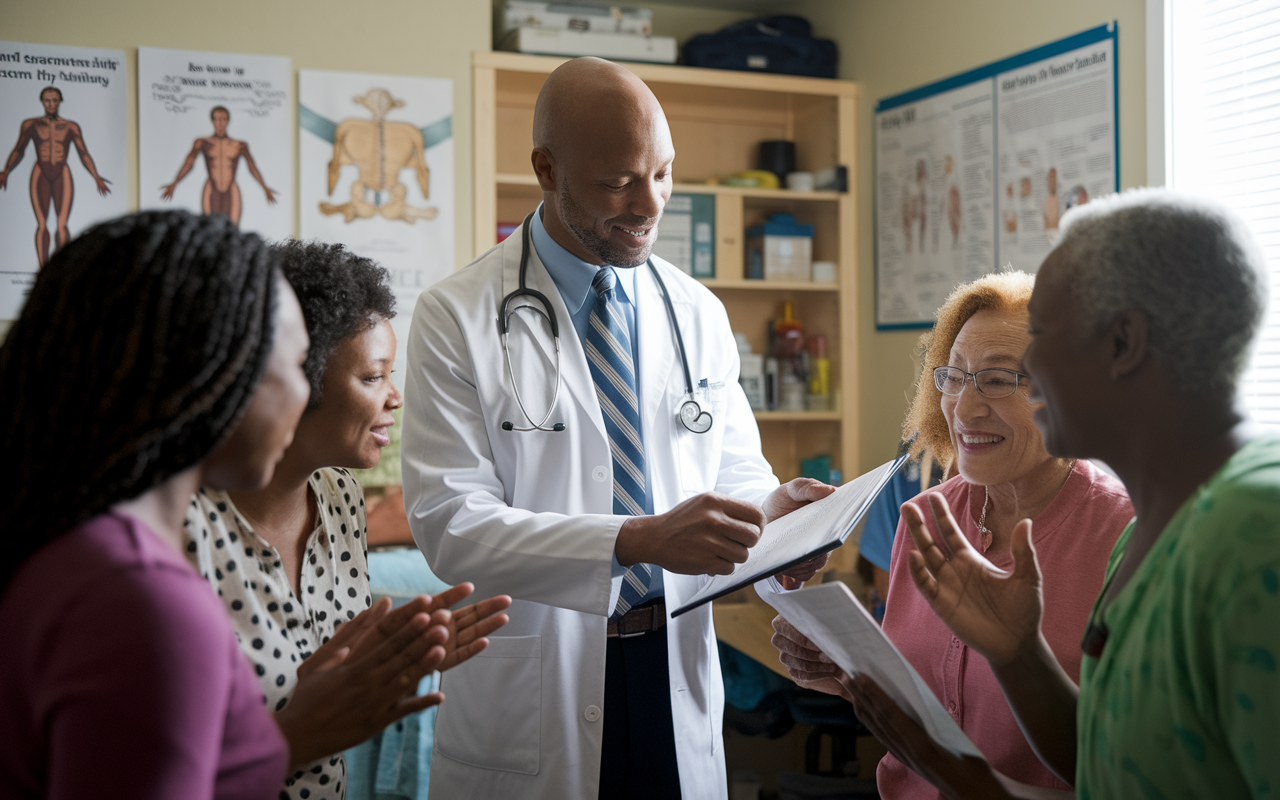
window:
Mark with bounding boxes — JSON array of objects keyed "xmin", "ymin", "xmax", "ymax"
[{"xmin": 1162, "ymin": 0, "xmax": 1280, "ymax": 422}]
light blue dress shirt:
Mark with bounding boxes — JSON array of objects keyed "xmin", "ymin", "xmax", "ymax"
[{"xmin": 530, "ymin": 206, "xmax": 664, "ymax": 601}]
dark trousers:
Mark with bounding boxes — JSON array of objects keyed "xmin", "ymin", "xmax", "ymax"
[{"xmin": 598, "ymin": 624, "xmax": 682, "ymax": 799}]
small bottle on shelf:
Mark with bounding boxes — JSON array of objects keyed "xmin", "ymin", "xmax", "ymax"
[
  {"xmin": 774, "ymin": 302, "xmax": 808, "ymax": 412},
  {"xmin": 807, "ymin": 333, "xmax": 831, "ymax": 411},
  {"xmin": 735, "ymin": 332, "xmax": 766, "ymax": 412}
]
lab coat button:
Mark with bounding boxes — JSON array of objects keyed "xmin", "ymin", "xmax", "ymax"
[
  {"xmin": 592, "ymin": 466, "xmax": 607, "ymax": 482},
  {"xmin": 584, "ymin": 705, "xmax": 602, "ymax": 722}
]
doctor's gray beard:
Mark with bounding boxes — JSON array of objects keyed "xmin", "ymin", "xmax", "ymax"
[{"xmin": 559, "ymin": 179, "xmax": 659, "ymax": 268}]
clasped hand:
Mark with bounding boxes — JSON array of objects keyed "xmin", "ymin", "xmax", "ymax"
[{"xmin": 275, "ymin": 582, "xmax": 511, "ymax": 768}]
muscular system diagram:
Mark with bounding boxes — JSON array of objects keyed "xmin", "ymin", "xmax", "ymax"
[
  {"xmin": 319, "ymin": 88, "xmax": 437, "ymax": 224},
  {"xmin": 161, "ymin": 105, "xmax": 277, "ymax": 228},
  {"xmin": 0, "ymin": 87, "xmax": 112, "ymax": 266}
]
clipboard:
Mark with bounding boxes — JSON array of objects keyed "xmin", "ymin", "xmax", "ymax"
[{"xmin": 671, "ymin": 454, "xmax": 907, "ymax": 618}]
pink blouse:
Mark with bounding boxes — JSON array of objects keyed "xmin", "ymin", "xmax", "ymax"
[{"xmin": 877, "ymin": 460, "xmax": 1132, "ymax": 798}]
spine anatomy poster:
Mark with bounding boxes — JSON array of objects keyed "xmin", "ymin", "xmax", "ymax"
[
  {"xmin": 875, "ymin": 23, "xmax": 1117, "ymax": 329},
  {"xmin": 298, "ymin": 69, "xmax": 454, "ymax": 388},
  {"xmin": 0, "ymin": 41, "xmax": 127, "ymax": 320},
  {"xmin": 138, "ymin": 47, "xmax": 292, "ymax": 240}
]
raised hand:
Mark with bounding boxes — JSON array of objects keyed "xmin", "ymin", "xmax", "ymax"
[
  {"xmin": 424, "ymin": 582, "xmax": 512, "ymax": 672},
  {"xmin": 276, "ymin": 595, "xmax": 452, "ymax": 767},
  {"xmin": 902, "ymin": 493, "xmax": 1044, "ymax": 667},
  {"xmin": 616, "ymin": 491, "xmax": 766, "ymax": 576},
  {"xmin": 770, "ymin": 614, "xmax": 850, "ymax": 700}
]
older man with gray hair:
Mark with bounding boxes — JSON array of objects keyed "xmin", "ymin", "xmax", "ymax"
[{"xmin": 803, "ymin": 188, "xmax": 1280, "ymax": 800}]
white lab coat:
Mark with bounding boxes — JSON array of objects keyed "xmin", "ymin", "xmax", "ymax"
[{"xmin": 401, "ymin": 219, "xmax": 779, "ymax": 800}]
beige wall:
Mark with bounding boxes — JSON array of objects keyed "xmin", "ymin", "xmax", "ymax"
[
  {"xmin": 4, "ymin": 0, "xmax": 1148, "ymax": 465},
  {"xmin": 796, "ymin": 0, "xmax": 1148, "ymax": 469}
]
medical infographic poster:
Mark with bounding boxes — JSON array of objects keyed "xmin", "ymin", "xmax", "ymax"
[
  {"xmin": 875, "ymin": 23, "xmax": 1118, "ymax": 329},
  {"xmin": 0, "ymin": 41, "xmax": 127, "ymax": 320},
  {"xmin": 996, "ymin": 37, "xmax": 1116, "ymax": 271},
  {"xmin": 298, "ymin": 69, "xmax": 455, "ymax": 388},
  {"xmin": 875, "ymin": 81, "xmax": 994, "ymax": 327},
  {"xmin": 137, "ymin": 47, "xmax": 292, "ymax": 240}
]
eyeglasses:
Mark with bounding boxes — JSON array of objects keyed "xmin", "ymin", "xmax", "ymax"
[{"xmin": 933, "ymin": 366, "xmax": 1028, "ymax": 399}]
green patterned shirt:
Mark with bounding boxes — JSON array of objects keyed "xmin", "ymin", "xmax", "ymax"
[{"xmin": 1078, "ymin": 436, "xmax": 1280, "ymax": 799}]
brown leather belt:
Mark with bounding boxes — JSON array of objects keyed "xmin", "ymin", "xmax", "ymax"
[{"xmin": 607, "ymin": 600, "xmax": 666, "ymax": 638}]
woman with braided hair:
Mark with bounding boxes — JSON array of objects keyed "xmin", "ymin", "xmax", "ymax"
[{"xmin": 0, "ymin": 211, "xmax": 450, "ymax": 800}]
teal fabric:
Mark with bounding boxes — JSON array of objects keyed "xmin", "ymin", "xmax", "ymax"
[{"xmin": 344, "ymin": 548, "xmax": 451, "ymax": 800}]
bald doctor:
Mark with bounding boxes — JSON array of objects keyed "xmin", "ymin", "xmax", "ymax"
[{"xmin": 402, "ymin": 57, "xmax": 831, "ymax": 799}]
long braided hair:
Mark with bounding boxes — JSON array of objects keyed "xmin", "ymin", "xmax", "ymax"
[{"xmin": 0, "ymin": 210, "xmax": 280, "ymax": 590}]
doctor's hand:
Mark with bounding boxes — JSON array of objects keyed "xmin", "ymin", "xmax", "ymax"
[
  {"xmin": 771, "ymin": 614, "xmax": 851, "ymax": 700},
  {"xmin": 763, "ymin": 478, "xmax": 836, "ymax": 524},
  {"xmin": 615, "ymin": 491, "xmax": 765, "ymax": 576},
  {"xmin": 764, "ymin": 478, "xmax": 837, "ymax": 587}
]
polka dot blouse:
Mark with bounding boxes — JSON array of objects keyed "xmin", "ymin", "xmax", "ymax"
[{"xmin": 182, "ymin": 467, "xmax": 372, "ymax": 800}]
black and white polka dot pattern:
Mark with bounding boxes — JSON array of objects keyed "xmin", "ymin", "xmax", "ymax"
[{"xmin": 182, "ymin": 467, "xmax": 371, "ymax": 800}]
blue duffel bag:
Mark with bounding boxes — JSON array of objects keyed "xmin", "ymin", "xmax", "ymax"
[{"xmin": 682, "ymin": 15, "xmax": 837, "ymax": 79}]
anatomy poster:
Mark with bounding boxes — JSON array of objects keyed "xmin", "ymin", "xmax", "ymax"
[
  {"xmin": 996, "ymin": 37, "xmax": 1116, "ymax": 272},
  {"xmin": 299, "ymin": 69, "xmax": 454, "ymax": 386},
  {"xmin": 875, "ymin": 23, "xmax": 1118, "ymax": 328},
  {"xmin": 875, "ymin": 80, "xmax": 994, "ymax": 327},
  {"xmin": 0, "ymin": 41, "xmax": 127, "ymax": 320},
  {"xmin": 138, "ymin": 47, "xmax": 291, "ymax": 239}
]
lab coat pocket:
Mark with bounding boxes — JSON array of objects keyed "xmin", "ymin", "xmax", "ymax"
[
  {"xmin": 676, "ymin": 384, "xmax": 725, "ymax": 495},
  {"xmin": 434, "ymin": 635, "xmax": 542, "ymax": 774}
]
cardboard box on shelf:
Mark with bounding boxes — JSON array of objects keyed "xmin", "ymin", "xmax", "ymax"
[
  {"xmin": 499, "ymin": 27, "xmax": 676, "ymax": 63},
  {"xmin": 501, "ymin": 1, "xmax": 653, "ymax": 37},
  {"xmin": 745, "ymin": 213, "xmax": 814, "ymax": 282}
]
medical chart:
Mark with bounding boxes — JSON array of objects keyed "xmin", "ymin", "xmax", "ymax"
[
  {"xmin": 0, "ymin": 41, "xmax": 127, "ymax": 319},
  {"xmin": 671, "ymin": 455, "xmax": 906, "ymax": 617},
  {"xmin": 762, "ymin": 581, "xmax": 981, "ymax": 758},
  {"xmin": 137, "ymin": 47, "xmax": 292, "ymax": 241},
  {"xmin": 875, "ymin": 23, "xmax": 1118, "ymax": 328},
  {"xmin": 298, "ymin": 69, "xmax": 455, "ymax": 395}
]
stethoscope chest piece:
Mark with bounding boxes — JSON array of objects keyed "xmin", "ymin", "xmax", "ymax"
[{"xmin": 679, "ymin": 397, "xmax": 713, "ymax": 434}]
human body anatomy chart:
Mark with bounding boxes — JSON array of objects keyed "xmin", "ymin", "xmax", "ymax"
[
  {"xmin": 0, "ymin": 41, "xmax": 127, "ymax": 318},
  {"xmin": 298, "ymin": 69, "xmax": 454, "ymax": 390},
  {"xmin": 138, "ymin": 47, "xmax": 292, "ymax": 240},
  {"xmin": 876, "ymin": 24, "xmax": 1117, "ymax": 328}
]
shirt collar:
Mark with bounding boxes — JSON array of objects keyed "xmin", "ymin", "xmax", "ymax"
[{"xmin": 530, "ymin": 204, "xmax": 637, "ymax": 314}]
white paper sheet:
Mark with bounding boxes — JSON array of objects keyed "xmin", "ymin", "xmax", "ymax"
[
  {"xmin": 671, "ymin": 456, "xmax": 905, "ymax": 617},
  {"xmin": 762, "ymin": 580, "xmax": 980, "ymax": 758}
]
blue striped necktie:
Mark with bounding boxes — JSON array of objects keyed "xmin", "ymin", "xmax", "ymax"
[{"xmin": 584, "ymin": 267, "xmax": 651, "ymax": 619}]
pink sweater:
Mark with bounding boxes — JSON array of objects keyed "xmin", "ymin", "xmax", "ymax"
[
  {"xmin": 877, "ymin": 460, "xmax": 1132, "ymax": 798},
  {"xmin": 0, "ymin": 512, "xmax": 289, "ymax": 800}
]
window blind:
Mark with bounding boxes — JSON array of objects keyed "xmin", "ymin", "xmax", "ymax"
[{"xmin": 1168, "ymin": 0, "xmax": 1280, "ymax": 422}]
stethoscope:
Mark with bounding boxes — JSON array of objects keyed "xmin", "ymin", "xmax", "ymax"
[{"xmin": 498, "ymin": 211, "xmax": 712, "ymax": 435}]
